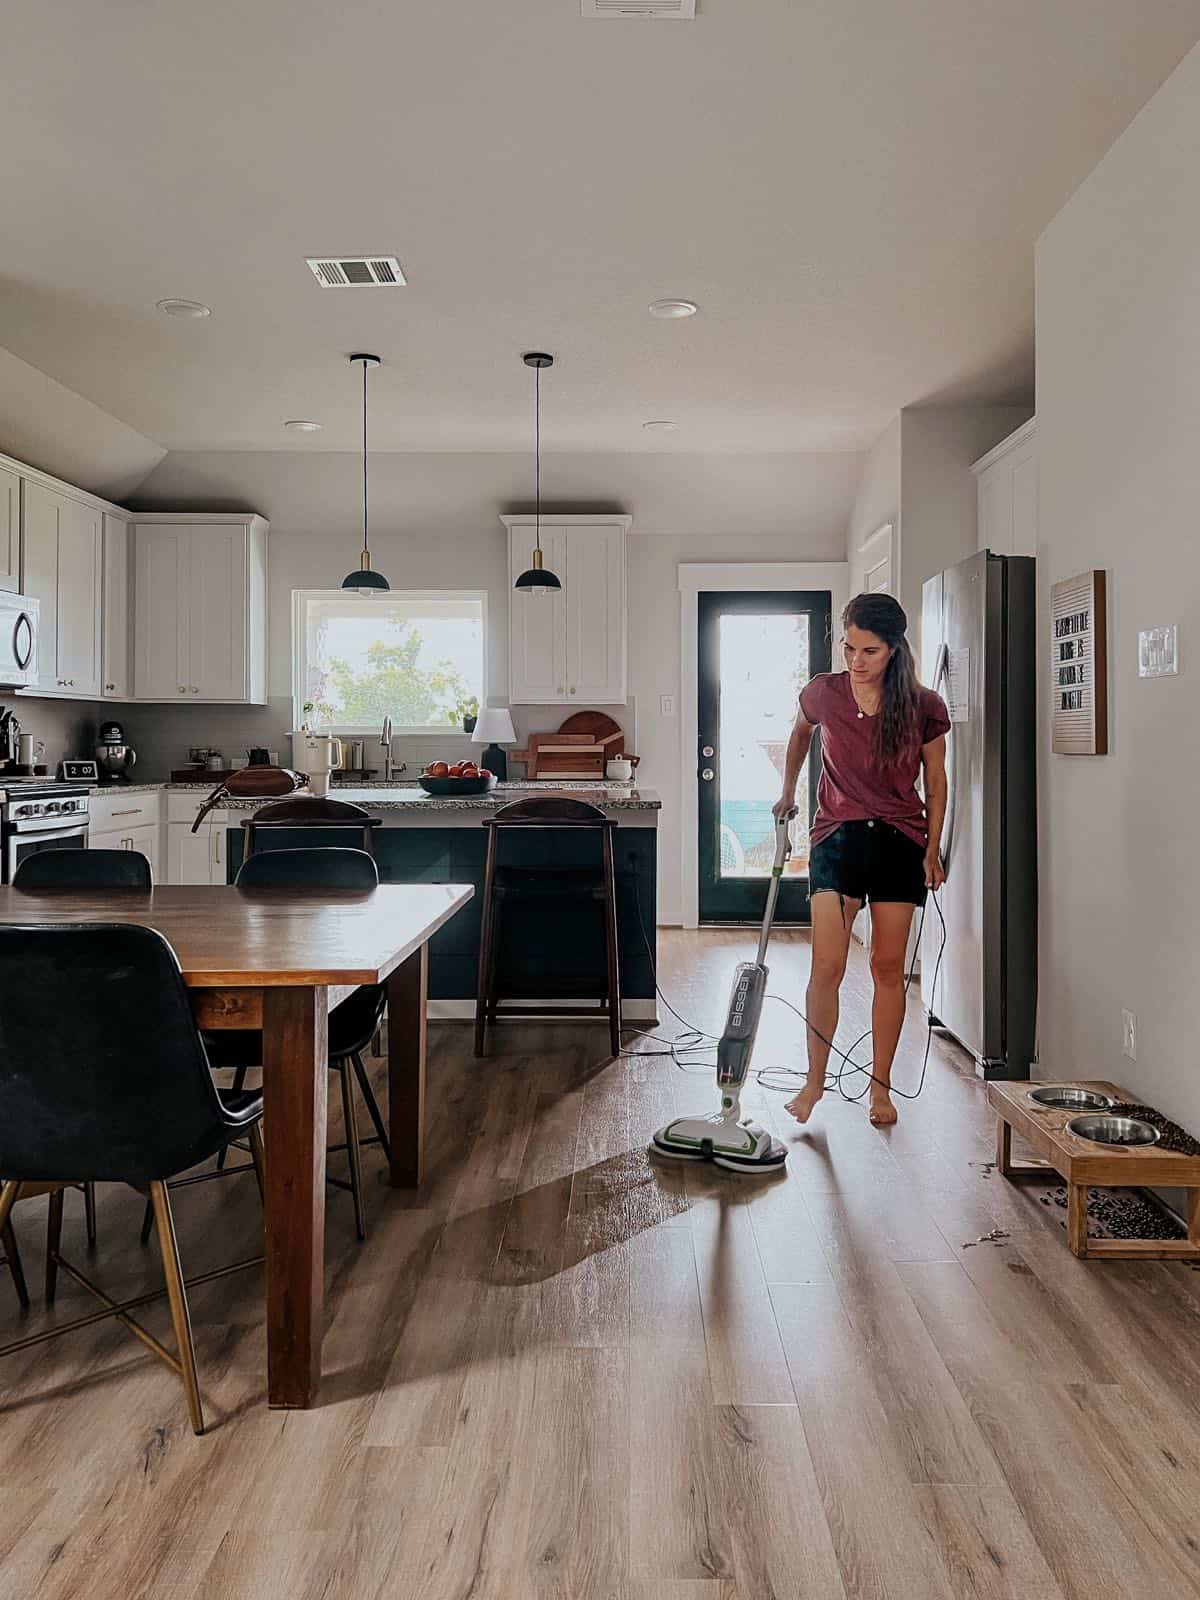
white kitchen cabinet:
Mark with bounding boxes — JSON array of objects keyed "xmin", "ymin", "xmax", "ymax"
[
  {"xmin": 101, "ymin": 514, "xmax": 131, "ymax": 698},
  {"xmin": 167, "ymin": 817, "xmax": 232, "ymax": 885},
  {"xmin": 974, "ymin": 419, "xmax": 1036, "ymax": 558},
  {"xmin": 503, "ymin": 515, "xmax": 630, "ymax": 704},
  {"xmin": 0, "ymin": 464, "xmax": 20, "ymax": 593},
  {"xmin": 20, "ymin": 480, "xmax": 102, "ymax": 696},
  {"xmin": 90, "ymin": 822, "xmax": 162, "ymax": 882},
  {"xmin": 133, "ymin": 515, "xmax": 268, "ymax": 703}
]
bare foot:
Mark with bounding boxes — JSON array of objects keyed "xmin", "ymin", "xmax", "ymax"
[
  {"xmin": 786, "ymin": 1081, "xmax": 824, "ymax": 1124},
  {"xmin": 868, "ymin": 1090, "xmax": 897, "ymax": 1126}
]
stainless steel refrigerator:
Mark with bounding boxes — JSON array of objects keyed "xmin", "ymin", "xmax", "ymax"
[{"xmin": 921, "ymin": 551, "xmax": 1037, "ymax": 1079}]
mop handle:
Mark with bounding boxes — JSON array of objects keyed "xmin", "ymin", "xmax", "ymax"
[{"xmin": 755, "ymin": 815, "xmax": 792, "ymax": 967}]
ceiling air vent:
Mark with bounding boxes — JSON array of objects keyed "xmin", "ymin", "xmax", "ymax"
[
  {"xmin": 305, "ymin": 257, "xmax": 407, "ymax": 288},
  {"xmin": 582, "ymin": 0, "xmax": 695, "ymax": 15}
]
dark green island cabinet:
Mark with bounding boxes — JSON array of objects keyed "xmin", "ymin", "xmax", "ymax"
[{"xmin": 223, "ymin": 788, "xmax": 660, "ymax": 1020}]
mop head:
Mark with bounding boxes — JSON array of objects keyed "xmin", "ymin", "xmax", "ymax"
[{"xmin": 652, "ymin": 1112, "xmax": 786, "ymax": 1173}]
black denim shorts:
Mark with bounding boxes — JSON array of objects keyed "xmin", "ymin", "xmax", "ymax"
[{"xmin": 809, "ymin": 820, "xmax": 928, "ymax": 906}]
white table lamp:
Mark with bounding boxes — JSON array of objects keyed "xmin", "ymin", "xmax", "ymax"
[{"xmin": 472, "ymin": 706, "xmax": 516, "ymax": 780}]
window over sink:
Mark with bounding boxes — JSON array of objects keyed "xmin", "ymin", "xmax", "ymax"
[{"xmin": 292, "ymin": 589, "xmax": 487, "ymax": 734}]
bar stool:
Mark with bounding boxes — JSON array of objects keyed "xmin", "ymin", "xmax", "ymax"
[
  {"xmin": 242, "ymin": 796, "xmax": 381, "ymax": 859},
  {"xmin": 474, "ymin": 796, "xmax": 621, "ymax": 1058}
]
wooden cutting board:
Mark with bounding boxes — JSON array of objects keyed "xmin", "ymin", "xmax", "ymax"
[{"xmin": 556, "ymin": 710, "xmax": 625, "ymax": 752}]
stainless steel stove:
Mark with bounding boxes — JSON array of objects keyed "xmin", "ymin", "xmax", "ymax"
[{"xmin": 1, "ymin": 779, "xmax": 91, "ymax": 882}]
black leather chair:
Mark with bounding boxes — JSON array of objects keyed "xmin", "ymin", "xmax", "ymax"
[
  {"xmin": 14, "ymin": 847, "xmax": 153, "ymax": 890},
  {"xmin": 242, "ymin": 797, "xmax": 381, "ymax": 860},
  {"xmin": 12, "ymin": 846, "xmax": 155, "ymax": 1248},
  {"xmin": 0, "ymin": 923, "xmax": 264, "ymax": 1435},
  {"xmin": 209, "ymin": 847, "xmax": 390, "ymax": 1240}
]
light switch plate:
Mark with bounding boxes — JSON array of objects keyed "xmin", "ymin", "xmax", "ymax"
[
  {"xmin": 1138, "ymin": 624, "xmax": 1178, "ymax": 678},
  {"xmin": 659, "ymin": 695, "xmax": 676, "ymax": 717}
]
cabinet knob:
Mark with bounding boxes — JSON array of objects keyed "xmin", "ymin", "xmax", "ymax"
[
  {"xmin": 178, "ymin": 686, "xmax": 186, "ymax": 694},
  {"xmin": 569, "ymin": 686, "xmax": 576, "ymax": 695},
  {"xmin": 105, "ymin": 683, "xmax": 115, "ymax": 691},
  {"xmin": 191, "ymin": 686, "xmax": 199, "ymax": 694}
]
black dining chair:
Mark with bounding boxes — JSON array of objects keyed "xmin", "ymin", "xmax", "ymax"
[
  {"xmin": 207, "ymin": 847, "xmax": 390, "ymax": 1240},
  {"xmin": 475, "ymin": 796, "xmax": 622, "ymax": 1057},
  {"xmin": 0, "ymin": 923, "xmax": 264, "ymax": 1435},
  {"xmin": 14, "ymin": 847, "xmax": 153, "ymax": 891},
  {"xmin": 241, "ymin": 796, "xmax": 381, "ymax": 860},
  {"xmin": 12, "ymin": 846, "xmax": 155, "ymax": 1248}
]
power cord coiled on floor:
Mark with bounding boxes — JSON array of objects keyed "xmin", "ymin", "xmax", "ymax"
[{"xmin": 621, "ymin": 866, "xmax": 949, "ymax": 1106}]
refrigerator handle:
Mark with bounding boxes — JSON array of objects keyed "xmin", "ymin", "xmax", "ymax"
[{"xmin": 933, "ymin": 642, "xmax": 957, "ymax": 875}]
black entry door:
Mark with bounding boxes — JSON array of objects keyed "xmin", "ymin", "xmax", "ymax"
[{"xmin": 697, "ymin": 589, "xmax": 832, "ymax": 924}]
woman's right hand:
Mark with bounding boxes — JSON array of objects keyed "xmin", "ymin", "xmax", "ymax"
[{"xmin": 772, "ymin": 795, "xmax": 798, "ymax": 822}]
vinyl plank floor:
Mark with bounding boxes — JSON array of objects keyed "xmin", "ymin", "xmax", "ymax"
[{"xmin": 6, "ymin": 933, "xmax": 1200, "ymax": 1600}]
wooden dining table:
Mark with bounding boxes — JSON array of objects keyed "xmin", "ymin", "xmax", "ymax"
[{"xmin": 0, "ymin": 881, "xmax": 473, "ymax": 1408}]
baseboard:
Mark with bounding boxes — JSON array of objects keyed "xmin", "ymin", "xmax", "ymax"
[{"xmin": 428, "ymin": 998, "xmax": 659, "ymax": 1023}]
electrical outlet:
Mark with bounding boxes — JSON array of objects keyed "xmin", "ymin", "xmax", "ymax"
[
  {"xmin": 1122, "ymin": 1008, "xmax": 1137, "ymax": 1061},
  {"xmin": 659, "ymin": 694, "xmax": 676, "ymax": 717}
]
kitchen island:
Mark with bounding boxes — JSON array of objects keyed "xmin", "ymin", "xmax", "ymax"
[{"xmin": 181, "ymin": 784, "xmax": 662, "ymax": 1021}]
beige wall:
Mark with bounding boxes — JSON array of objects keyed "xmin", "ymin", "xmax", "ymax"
[
  {"xmin": 1036, "ymin": 41, "xmax": 1200, "ymax": 1128},
  {"xmin": 0, "ymin": 344, "xmax": 164, "ymax": 503},
  {"xmin": 845, "ymin": 418, "xmax": 900, "ymax": 597}
]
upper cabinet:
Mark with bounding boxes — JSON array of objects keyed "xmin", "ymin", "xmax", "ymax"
[
  {"xmin": 133, "ymin": 515, "xmax": 268, "ymax": 703},
  {"xmin": 504, "ymin": 515, "xmax": 630, "ymax": 705},
  {"xmin": 0, "ymin": 465, "xmax": 20, "ymax": 593},
  {"xmin": 974, "ymin": 419, "xmax": 1036, "ymax": 558},
  {"xmin": 21, "ymin": 480, "xmax": 103, "ymax": 697}
]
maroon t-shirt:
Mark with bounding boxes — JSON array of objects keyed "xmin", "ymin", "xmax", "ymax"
[{"xmin": 799, "ymin": 672, "xmax": 950, "ymax": 847}]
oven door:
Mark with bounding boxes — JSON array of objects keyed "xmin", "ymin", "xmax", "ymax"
[{"xmin": 6, "ymin": 823, "xmax": 89, "ymax": 883}]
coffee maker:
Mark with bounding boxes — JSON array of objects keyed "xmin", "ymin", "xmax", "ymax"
[{"xmin": 95, "ymin": 718, "xmax": 137, "ymax": 784}]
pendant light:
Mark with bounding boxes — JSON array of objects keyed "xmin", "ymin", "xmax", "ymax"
[
  {"xmin": 342, "ymin": 352, "xmax": 389, "ymax": 591},
  {"xmin": 513, "ymin": 352, "xmax": 561, "ymax": 595}
]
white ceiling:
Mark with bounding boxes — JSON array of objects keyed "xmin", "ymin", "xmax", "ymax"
[{"xmin": 2, "ymin": 1, "xmax": 1197, "ymax": 456}]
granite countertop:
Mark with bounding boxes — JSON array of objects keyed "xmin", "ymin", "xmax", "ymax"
[
  {"xmin": 210, "ymin": 784, "xmax": 662, "ymax": 812},
  {"xmin": 88, "ymin": 783, "xmax": 172, "ymax": 797}
]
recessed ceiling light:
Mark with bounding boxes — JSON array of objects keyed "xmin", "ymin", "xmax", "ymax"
[
  {"xmin": 156, "ymin": 298, "xmax": 211, "ymax": 318},
  {"xmin": 643, "ymin": 419, "xmax": 679, "ymax": 432},
  {"xmin": 648, "ymin": 298, "xmax": 698, "ymax": 319},
  {"xmin": 284, "ymin": 419, "xmax": 323, "ymax": 433}
]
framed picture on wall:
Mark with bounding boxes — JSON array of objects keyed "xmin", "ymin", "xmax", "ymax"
[{"xmin": 1051, "ymin": 569, "xmax": 1108, "ymax": 755}]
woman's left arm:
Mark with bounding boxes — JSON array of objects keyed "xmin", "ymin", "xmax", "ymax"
[{"xmin": 921, "ymin": 735, "xmax": 948, "ymax": 890}]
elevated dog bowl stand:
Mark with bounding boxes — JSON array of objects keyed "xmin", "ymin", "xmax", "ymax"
[{"xmin": 988, "ymin": 1078, "xmax": 1200, "ymax": 1260}]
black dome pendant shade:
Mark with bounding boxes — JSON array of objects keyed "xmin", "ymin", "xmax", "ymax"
[
  {"xmin": 342, "ymin": 353, "xmax": 389, "ymax": 592},
  {"xmin": 514, "ymin": 352, "xmax": 561, "ymax": 595}
]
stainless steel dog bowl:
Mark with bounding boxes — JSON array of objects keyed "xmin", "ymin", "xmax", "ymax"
[
  {"xmin": 1067, "ymin": 1114, "xmax": 1160, "ymax": 1146},
  {"xmin": 1029, "ymin": 1086, "xmax": 1113, "ymax": 1112}
]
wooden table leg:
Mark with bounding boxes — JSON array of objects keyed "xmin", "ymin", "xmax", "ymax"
[
  {"xmin": 262, "ymin": 985, "xmax": 329, "ymax": 1408},
  {"xmin": 387, "ymin": 942, "xmax": 428, "ymax": 1188},
  {"xmin": 1067, "ymin": 1183, "xmax": 1089, "ymax": 1257}
]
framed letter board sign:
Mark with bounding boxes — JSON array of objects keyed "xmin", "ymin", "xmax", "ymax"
[{"xmin": 1051, "ymin": 569, "xmax": 1108, "ymax": 755}]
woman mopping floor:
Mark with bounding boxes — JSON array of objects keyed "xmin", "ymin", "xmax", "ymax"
[{"xmin": 774, "ymin": 593, "xmax": 949, "ymax": 1127}]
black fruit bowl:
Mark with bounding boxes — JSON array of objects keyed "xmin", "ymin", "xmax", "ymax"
[{"xmin": 417, "ymin": 773, "xmax": 498, "ymax": 796}]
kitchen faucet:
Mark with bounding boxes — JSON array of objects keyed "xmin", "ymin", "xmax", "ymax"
[{"xmin": 380, "ymin": 716, "xmax": 394, "ymax": 781}]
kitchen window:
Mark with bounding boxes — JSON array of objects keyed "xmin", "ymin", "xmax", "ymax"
[{"xmin": 292, "ymin": 589, "xmax": 487, "ymax": 734}]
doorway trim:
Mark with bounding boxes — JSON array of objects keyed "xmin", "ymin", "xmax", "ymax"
[{"xmin": 678, "ymin": 561, "xmax": 849, "ymax": 929}]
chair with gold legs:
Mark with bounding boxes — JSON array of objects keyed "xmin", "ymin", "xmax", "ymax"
[{"xmin": 0, "ymin": 921, "xmax": 265, "ymax": 1435}]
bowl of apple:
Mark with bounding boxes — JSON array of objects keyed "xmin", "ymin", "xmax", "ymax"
[{"xmin": 417, "ymin": 760, "xmax": 497, "ymax": 796}]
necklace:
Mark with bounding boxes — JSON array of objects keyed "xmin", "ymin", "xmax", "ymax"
[{"xmin": 849, "ymin": 679, "xmax": 878, "ymax": 720}]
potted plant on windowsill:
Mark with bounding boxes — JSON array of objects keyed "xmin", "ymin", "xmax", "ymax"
[{"xmin": 450, "ymin": 694, "xmax": 480, "ymax": 735}]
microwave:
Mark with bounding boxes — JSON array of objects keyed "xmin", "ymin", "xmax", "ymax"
[{"xmin": 0, "ymin": 592, "xmax": 39, "ymax": 689}]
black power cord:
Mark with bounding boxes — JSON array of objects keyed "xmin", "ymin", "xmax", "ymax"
[{"xmin": 621, "ymin": 860, "xmax": 950, "ymax": 1106}]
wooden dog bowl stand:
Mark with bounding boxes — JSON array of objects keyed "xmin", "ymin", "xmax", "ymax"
[{"xmin": 988, "ymin": 1078, "xmax": 1200, "ymax": 1260}]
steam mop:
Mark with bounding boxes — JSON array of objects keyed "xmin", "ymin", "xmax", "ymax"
[{"xmin": 651, "ymin": 815, "xmax": 791, "ymax": 1172}]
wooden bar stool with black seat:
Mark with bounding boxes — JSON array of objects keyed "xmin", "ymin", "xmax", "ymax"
[
  {"xmin": 203, "ymin": 847, "xmax": 392, "ymax": 1241},
  {"xmin": 0, "ymin": 922, "xmax": 265, "ymax": 1435},
  {"xmin": 242, "ymin": 796, "xmax": 382, "ymax": 859},
  {"xmin": 12, "ymin": 846, "xmax": 155, "ymax": 1249},
  {"xmin": 474, "ymin": 796, "xmax": 621, "ymax": 1058}
]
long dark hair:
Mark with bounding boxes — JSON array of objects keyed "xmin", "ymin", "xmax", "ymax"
[{"xmin": 843, "ymin": 592, "xmax": 921, "ymax": 764}]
